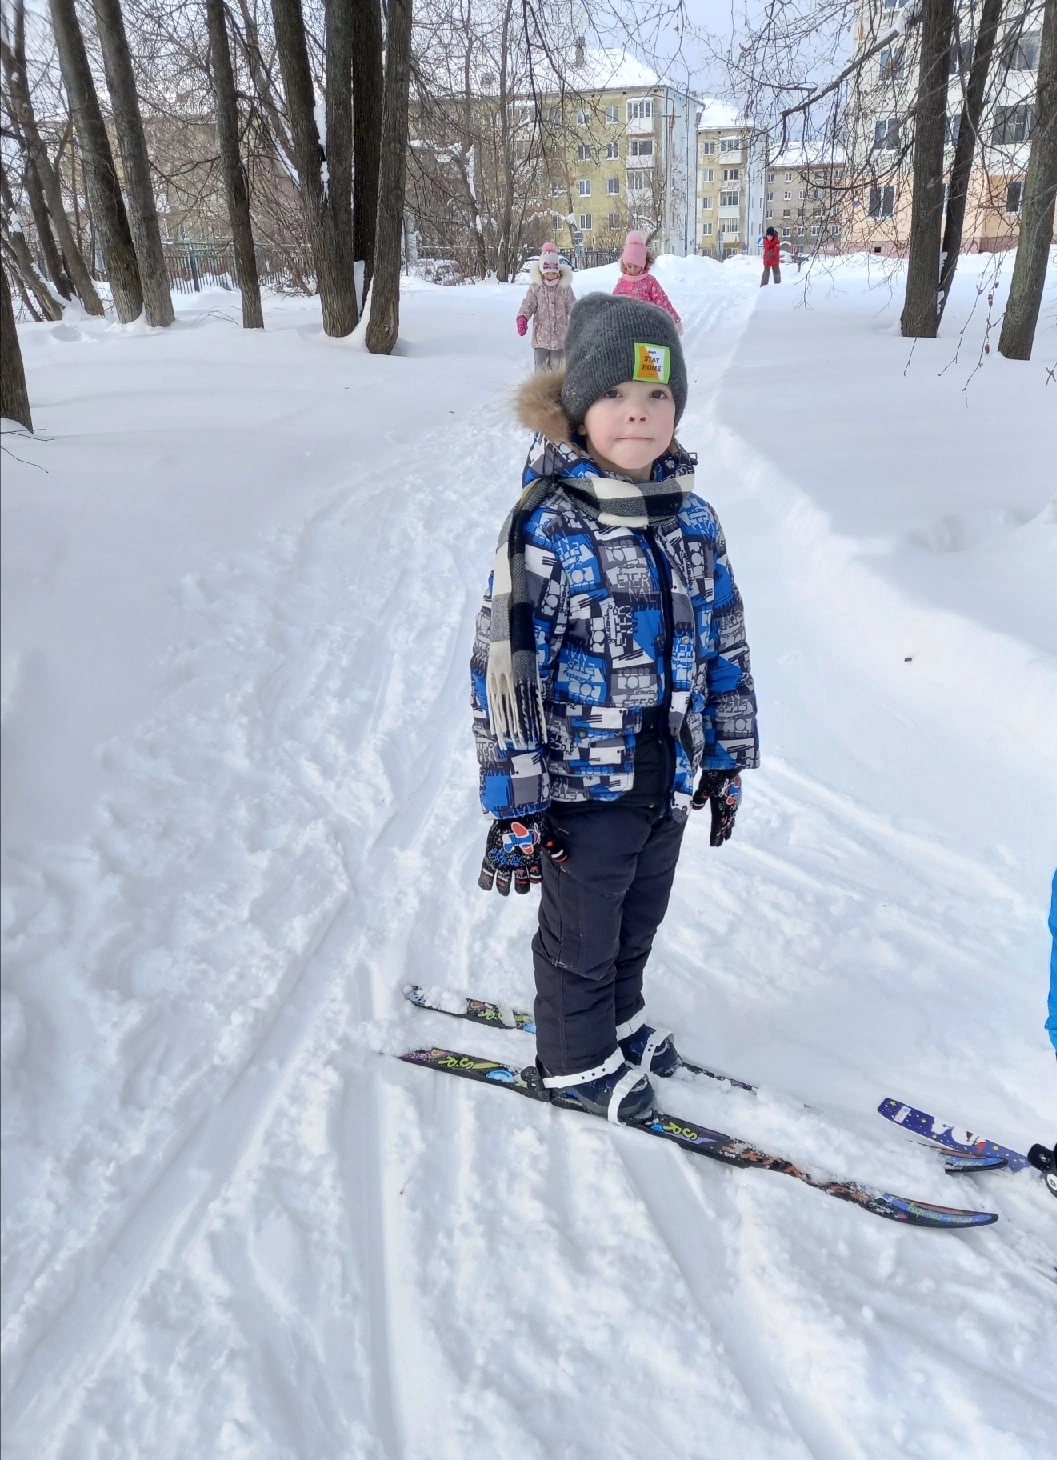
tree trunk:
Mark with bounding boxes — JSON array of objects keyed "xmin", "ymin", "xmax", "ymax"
[
  {"xmin": 49, "ymin": 0, "xmax": 143, "ymax": 322},
  {"xmin": 999, "ymin": 0, "xmax": 1057, "ymax": 359},
  {"xmin": 937, "ymin": 0, "xmax": 1005, "ymax": 322},
  {"xmin": 324, "ymin": 0, "xmax": 354, "ymax": 303},
  {"xmin": 90, "ymin": 0, "xmax": 174, "ymax": 325},
  {"xmin": 271, "ymin": 0, "xmax": 357, "ymax": 337},
  {"xmin": 351, "ymin": 0, "xmax": 383, "ymax": 301},
  {"xmin": 0, "ymin": 5, "xmax": 103, "ymax": 315},
  {"xmin": 24, "ymin": 157, "xmax": 73, "ymax": 299},
  {"xmin": 1, "ymin": 163, "xmax": 64, "ymax": 321},
  {"xmin": 1, "ymin": 261, "xmax": 33, "ymax": 430},
  {"xmin": 366, "ymin": 0, "xmax": 411, "ymax": 354},
  {"xmin": 205, "ymin": 0, "xmax": 264, "ymax": 328},
  {"xmin": 900, "ymin": 0, "xmax": 956, "ymax": 338}
]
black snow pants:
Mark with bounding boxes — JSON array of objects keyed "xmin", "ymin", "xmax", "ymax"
[{"xmin": 531, "ymin": 800, "xmax": 685, "ymax": 1075}]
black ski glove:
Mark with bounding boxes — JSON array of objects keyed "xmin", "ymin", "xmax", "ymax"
[
  {"xmin": 478, "ymin": 814, "xmax": 570, "ymax": 896},
  {"xmin": 691, "ymin": 770, "xmax": 742, "ymax": 847}
]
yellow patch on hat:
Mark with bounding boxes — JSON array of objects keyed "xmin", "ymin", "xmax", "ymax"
[{"xmin": 632, "ymin": 343, "xmax": 671, "ymax": 384}]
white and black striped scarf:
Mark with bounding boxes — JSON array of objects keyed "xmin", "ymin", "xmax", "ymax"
[{"xmin": 486, "ymin": 444, "xmax": 695, "ymax": 749}]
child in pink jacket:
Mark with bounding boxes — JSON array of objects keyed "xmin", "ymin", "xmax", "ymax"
[{"xmin": 612, "ymin": 230, "xmax": 682, "ymax": 333}]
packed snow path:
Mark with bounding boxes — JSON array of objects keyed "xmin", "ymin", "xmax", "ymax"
[{"xmin": 3, "ymin": 255, "xmax": 1056, "ymax": 1459}]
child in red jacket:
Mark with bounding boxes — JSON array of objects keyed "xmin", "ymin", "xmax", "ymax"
[
  {"xmin": 612, "ymin": 231, "xmax": 682, "ymax": 333},
  {"xmin": 761, "ymin": 227, "xmax": 782, "ymax": 286}
]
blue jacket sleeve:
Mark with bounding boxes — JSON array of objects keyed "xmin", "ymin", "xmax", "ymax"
[
  {"xmin": 470, "ymin": 511, "xmax": 569, "ymax": 818},
  {"xmin": 1047, "ymin": 868, "xmax": 1057, "ymax": 1055},
  {"xmin": 701, "ymin": 516, "xmax": 759, "ymax": 773}
]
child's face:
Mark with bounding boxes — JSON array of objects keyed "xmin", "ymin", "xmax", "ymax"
[
  {"xmin": 541, "ymin": 263, "xmax": 559, "ymax": 281},
  {"xmin": 623, "ymin": 262, "xmax": 643, "ymax": 276},
  {"xmin": 582, "ymin": 381, "xmax": 676, "ymax": 482}
]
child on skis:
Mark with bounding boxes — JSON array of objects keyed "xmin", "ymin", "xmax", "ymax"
[
  {"xmin": 516, "ymin": 241, "xmax": 576, "ymax": 372},
  {"xmin": 612, "ymin": 231, "xmax": 682, "ymax": 333},
  {"xmin": 471, "ymin": 293, "xmax": 758, "ymax": 1122}
]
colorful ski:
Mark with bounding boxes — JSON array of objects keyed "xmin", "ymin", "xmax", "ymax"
[
  {"xmin": 399, "ymin": 1046, "xmax": 999, "ymax": 1230},
  {"xmin": 403, "ymin": 985, "xmax": 1006, "ymax": 1175},
  {"xmin": 878, "ymin": 1098, "xmax": 1032, "ymax": 1174}
]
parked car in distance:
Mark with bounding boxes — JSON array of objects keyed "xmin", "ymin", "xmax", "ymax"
[{"xmin": 414, "ymin": 258, "xmax": 463, "ymax": 285}]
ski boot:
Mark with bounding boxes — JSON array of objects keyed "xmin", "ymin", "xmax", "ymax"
[
  {"xmin": 533, "ymin": 1050, "xmax": 655, "ymax": 1123},
  {"xmin": 1027, "ymin": 1142, "xmax": 1057, "ymax": 1199},
  {"xmin": 617, "ymin": 1013, "xmax": 682, "ymax": 1078}
]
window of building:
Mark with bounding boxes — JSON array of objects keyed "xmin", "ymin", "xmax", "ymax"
[
  {"xmin": 577, "ymin": 143, "xmax": 591, "ymax": 161},
  {"xmin": 701, "ymin": 141, "xmax": 716, "ymax": 155},
  {"xmin": 719, "ymin": 190, "xmax": 740, "ymax": 207},
  {"xmin": 873, "ymin": 117, "xmax": 900, "ymax": 151},
  {"xmin": 946, "ymin": 114, "xmax": 961, "ymax": 148},
  {"xmin": 1007, "ymin": 32, "xmax": 1041, "ymax": 70},
  {"xmin": 605, "ymin": 141, "xmax": 619, "ymax": 159},
  {"xmin": 798, "ymin": 189, "xmax": 806, "ymax": 199},
  {"xmin": 830, "ymin": 224, "xmax": 840, "ymax": 235},
  {"xmin": 720, "ymin": 219, "xmax": 740, "ymax": 233},
  {"xmin": 576, "ymin": 108, "xmax": 590, "ymax": 126},
  {"xmin": 630, "ymin": 139, "xmax": 654, "ymax": 157},
  {"xmin": 579, "ymin": 213, "xmax": 592, "ymax": 231},
  {"xmin": 551, "ymin": 184, "xmax": 564, "ymax": 197},
  {"xmin": 627, "ymin": 172, "xmax": 650, "ymax": 192},
  {"xmin": 722, "ymin": 167, "xmax": 740, "ymax": 181},
  {"xmin": 868, "ymin": 184, "xmax": 895, "ymax": 219},
  {"xmin": 720, "ymin": 137, "xmax": 741, "ymax": 153},
  {"xmin": 782, "ymin": 208, "xmax": 791, "ymax": 218},
  {"xmin": 949, "ymin": 38, "xmax": 973, "ymax": 75},
  {"xmin": 785, "ymin": 171, "xmax": 792, "ymax": 182},
  {"xmin": 797, "ymin": 208, "xmax": 805, "ymax": 218},
  {"xmin": 878, "ymin": 47, "xmax": 905, "ymax": 81},
  {"xmin": 701, "ymin": 221, "xmax": 713, "ymax": 236},
  {"xmin": 991, "ymin": 104, "xmax": 1034, "ymax": 145},
  {"xmin": 609, "ymin": 211, "xmax": 621, "ymax": 228},
  {"xmin": 783, "ymin": 190, "xmax": 791, "ymax": 200},
  {"xmin": 627, "ymin": 99, "xmax": 653, "ymax": 121},
  {"xmin": 605, "ymin": 105, "xmax": 619, "ymax": 124},
  {"xmin": 766, "ymin": 210, "xmax": 773, "ymax": 220},
  {"xmin": 781, "ymin": 226, "xmax": 791, "ymax": 237},
  {"xmin": 578, "ymin": 179, "xmax": 591, "ymax": 197},
  {"xmin": 1005, "ymin": 178, "xmax": 1023, "ymax": 213},
  {"xmin": 547, "ymin": 106, "xmax": 561, "ymax": 125},
  {"xmin": 766, "ymin": 190, "xmax": 773, "ymax": 201},
  {"xmin": 701, "ymin": 196, "xmax": 713, "ymax": 209},
  {"xmin": 701, "ymin": 167, "xmax": 714, "ymax": 184},
  {"xmin": 767, "ymin": 171, "xmax": 775, "ymax": 182},
  {"xmin": 606, "ymin": 177, "xmax": 620, "ymax": 195},
  {"xmin": 810, "ymin": 225, "xmax": 820, "ymax": 236}
]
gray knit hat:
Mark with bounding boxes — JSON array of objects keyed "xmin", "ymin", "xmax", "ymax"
[{"xmin": 560, "ymin": 293, "xmax": 687, "ymax": 429}]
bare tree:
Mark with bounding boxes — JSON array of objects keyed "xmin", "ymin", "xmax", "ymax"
[
  {"xmin": 352, "ymin": 0, "xmax": 383, "ymax": 301},
  {"xmin": 49, "ymin": 0, "xmax": 143, "ymax": 321},
  {"xmin": 366, "ymin": 0, "xmax": 411, "ymax": 352},
  {"xmin": 938, "ymin": 0, "xmax": 1005, "ymax": 321},
  {"xmin": 271, "ymin": 0, "xmax": 357, "ymax": 336},
  {"xmin": 1, "ymin": 260, "xmax": 33, "ymax": 430},
  {"xmin": 206, "ymin": 0, "xmax": 264, "ymax": 327},
  {"xmin": 999, "ymin": 0, "xmax": 1057, "ymax": 357},
  {"xmin": 901, "ymin": 0, "xmax": 956, "ymax": 337},
  {"xmin": 0, "ymin": 1, "xmax": 103, "ymax": 315},
  {"xmin": 91, "ymin": 0, "xmax": 174, "ymax": 325},
  {"xmin": 1, "ymin": 159, "xmax": 64, "ymax": 321}
]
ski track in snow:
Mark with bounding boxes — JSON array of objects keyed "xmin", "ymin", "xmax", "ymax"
[{"xmin": 3, "ymin": 269, "xmax": 1056, "ymax": 1458}]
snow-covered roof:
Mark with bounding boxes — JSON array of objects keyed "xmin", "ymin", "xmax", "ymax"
[
  {"xmin": 559, "ymin": 47, "xmax": 664, "ymax": 93},
  {"xmin": 696, "ymin": 98, "xmax": 744, "ymax": 131},
  {"xmin": 769, "ymin": 143, "xmax": 848, "ymax": 168}
]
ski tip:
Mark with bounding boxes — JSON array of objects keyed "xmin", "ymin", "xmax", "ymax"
[{"xmin": 885, "ymin": 1196, "xmax": 999, "ymax": 1228}]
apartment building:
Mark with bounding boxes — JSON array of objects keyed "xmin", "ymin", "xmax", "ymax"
[
  {"xmin": 696, "ymin": 101, "xmax": 766, "ymax": 257},
  {"xmin": 846, "ymin": 0, "xmax": 1051, "ymax": 253},
  {"xmin": 539, "ymin": 48, "xmax": 698, "ymax": 259},
  {"xmin": 765, "ymin": 149, "xmax": 846, "ymax": 252}
]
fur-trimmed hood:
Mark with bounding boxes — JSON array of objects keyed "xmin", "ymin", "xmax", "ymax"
[
  {"xmin": 528, "ymin": 260, "xmax": 573, "ymax": 288},
  {"xmin": 515, "ymin": 368, "xmax": 576, "ymax": 444}
]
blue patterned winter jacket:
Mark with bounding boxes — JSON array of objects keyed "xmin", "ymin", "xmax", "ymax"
[{"xmin": 471, "ymin": 419, "xmax": 758, "ymax": 821}]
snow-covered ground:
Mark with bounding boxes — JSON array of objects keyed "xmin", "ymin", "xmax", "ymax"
[{"xmin": 3, "ymin": 251, "xmax": 1056, "ymax": 1460}]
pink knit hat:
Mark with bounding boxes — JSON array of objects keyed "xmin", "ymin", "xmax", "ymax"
[
  {"xmin": 540, "ymin": 242, "xmax": 560, "ymax": 268},
  {"xmin": 621, "ymin": 230, "xmax": 647, "ymax": 268}
]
